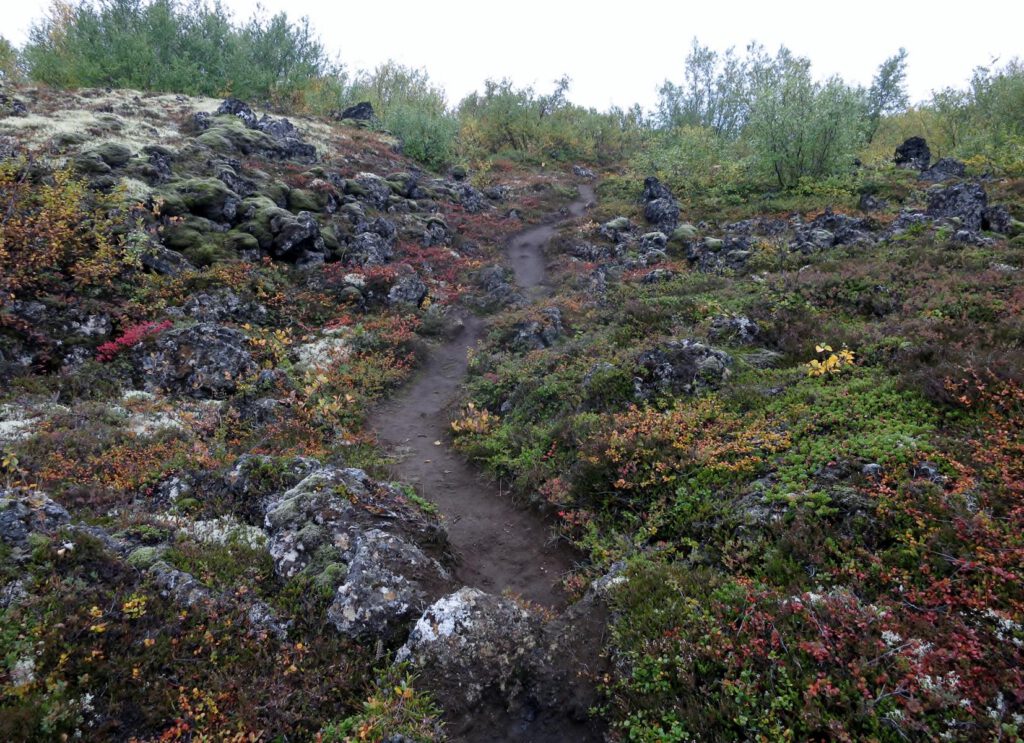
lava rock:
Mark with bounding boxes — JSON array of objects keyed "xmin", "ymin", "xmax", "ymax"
[
  {"xmin": 634, "ymin": 340, "xmax": 732, "ymax": 398},
  {"xmin": 421, "ymin": 217, "xmax": 450, "ymax": 247},
  {"xmin": 269, "ymin": 210, "xmax": 324, "ymax": 263},
  {"xmin": 216, "ymin": 98, "xmax": 258, "ymax": 128},
  {"xmin": 858, "ymin": 193, "xmax": 888, "ymax": 212},
  {"xmin": 709, "ymin": 315, "xmax": 761, "ymax": 344},
  {"xmin": 327, "ymin": 529, "xmax": 452, "ymax": 640},
  {"xmin": 346, "ymin": 231, "xmax": 394, "ymax": 267},
  {"xmin": 920, "ymin": 157, "xmax": 965, "ymax": 182},
  {"xmin": 140, "ymin": 323, "xmax": 257, "ymax": 399},
  {"xmin": 387, "ymin": 269, "xmax": 428, "ymax": 307},
  {"xmin": 983, "ymin": 204, "xmax": 1013, "ymax": 234},
  {"xmin": 454, "ymin": 183, "xmax": 487, "ymax": 213},
  {"xmin": 177, "ymin": 289, "xmax": 268, "ymax": 324},
  {"xmin": 644, "ymin": 197, "xmax": 680, "ymax": 233},
  {"xmin": 926, "ymin": 182, "xmax": 987, "ymax": 231},
  {"xmin": 0, "ymin": 488, "xmax": 71, "ymax": 552},
  {"xmin": 572, "ymin": 164, "xmax": 596, "ymax": 179},
  {"xmin": 642, "ymin": 176, "xmax": 674, "ymax": 202},
  {"xmin": 336, "ymin": 101, "xmax": 375, "ymax": 121},
  {"xmin": 507, "ymin": 307, "xmax": 563, "ymax": 351},
  {"xmin": 396, "ymin": 588, "xmax": 544, "ymax": 710},
  {"xmin": 894, "ymin": 136, "xmax": 931, "ymax": 171}
]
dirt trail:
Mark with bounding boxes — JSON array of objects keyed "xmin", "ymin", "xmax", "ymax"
[{"xmin": 368, "ymin": 183, "xmax": 595, "ymax": 609}]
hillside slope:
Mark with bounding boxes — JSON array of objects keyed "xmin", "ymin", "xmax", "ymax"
[{"xmin": 2, "ymin": 82, "xmax": 1023, "ymax": 741}]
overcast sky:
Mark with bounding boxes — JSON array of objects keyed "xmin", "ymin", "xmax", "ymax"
[{"xmin": 5, "ymin": 1, "xmax": 1022, "ymax": 111}]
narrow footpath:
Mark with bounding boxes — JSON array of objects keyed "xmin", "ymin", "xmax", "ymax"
[{"xmin": 368, "ymin": 183, "xmax": 595, "ymax": 609}]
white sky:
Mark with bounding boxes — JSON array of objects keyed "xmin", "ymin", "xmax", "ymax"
[{"xmin": 4, "ymin": 0, "xmax": 1023, "ymax": 111}]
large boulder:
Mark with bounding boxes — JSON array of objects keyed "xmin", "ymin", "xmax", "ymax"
[
  {"xmin": 506, "ymin": 307, "xmax": 563, "ymax": 352},
  {"xmin": 642, "ymin": 176, "xmax": 680, "ymax": 233},
  {"xmin": 634, "ymin": 340, "xmax": 732, "ymax": 398},
  {"xmin": 387, "ymin": 269, "xmax": 429, "ymax": 307},
  {"xmin": 326, "ymin": 529, "xmax": 452, "ymax": 640},
  {"xmin": 894, "ymin": 136, "xmax": 931, "ymax": 171},
  {"xmin": 263, "ymin": 466, "xmax": 453, "ymax": 640},
  {"xmin": 0, "ymin": 488, "xmax": 70, "ymax": 554},
  {"xmin": 396, "ymin": 588, "xmax": 544, "ymax": 710},
  {"xmin": 644, "ymin": 198, "xmax": 680, "ymax": 234},
  {"xmin": 920, "ymin": 157, "xmax": 965, "ymax": 182},
  {"xmin": 269, "ymin": 210, "xmax": 324, "ymax": 264},
  {"xmin": 139, "ymin": 323, "xmax": 257, "ymax": 399},
  {"xmin": 336, "ymin": 101, "xmax": 375, "ymax": 121},
  {"xmin": 926, "ymin": 182, "xmax": 987, "ymax": 231},
  {"xmin": 176, "ymin": 289, "xmax": 268, "ymax": 324}
]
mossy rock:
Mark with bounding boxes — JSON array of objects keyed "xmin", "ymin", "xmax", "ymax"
[
  {"xmin": 197, "ymin": 116, "xmax": 276, "ymax": 156},
  {"xmin": 167, "ymin": 177, "xmax": 240, "ymax": 221},
  {"xmin": 183, "ymin": 241, "xmax": 233, "ymax": 267},
  {"xmin": 127, "ymin": 546, "xmax": 164, "ymax": 569},
  {"xmin": 320, "ymin": 223, "xmax": 342, "ymax": 253},
  {"xmin": 92, "ymin": 141, "xmax": 133, "ymax": 167},
  {"xmin": 224, "ymin": 230, "xmax": 260, "ymax": 253},
  {"xmin": 264, "ymin": 180, "xmax": 290, "ymax": 207},
  {"xmin": 288, "ymin": 188, "xmax": 327, "ymax": 212},
  {"xmin": 342, "ymin": 178, "xmax": 369, "ymax": 197},
  {"xmin": 236, "ymin": 195, "xmax": 288, "ymax": 250},
  {"xmin": 71, "ymin": 151, "xmax": 112, "ymax": 175},
  {"xmin": 671, "ymin": 224, "xmax": 699, "ymax": 242},
  {"xmin": 160, "ymin": 225, "xmax": 208, "ymax": 252}
]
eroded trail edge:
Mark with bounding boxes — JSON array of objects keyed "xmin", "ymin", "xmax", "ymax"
[{"xmin": 369, "ymin": 183, "xmax": 595, "ymax": 609}]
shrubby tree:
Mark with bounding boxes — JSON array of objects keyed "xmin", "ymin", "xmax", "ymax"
[
  {"xmin": 865, "ymin": 47, "xmax": 909, "ymax": 142},
  {"xmin": 22, "ymin": 0, "xmax": 334, "ymax": 104},
  {"xmin": 656, "ymin": 39, "xmax": 750, "ymax": 138},
  {"xmin": 745, "ymin": 47, "xmax": 866, "ymax": 188},
  {"xmin": 0, "ymin": 36, "xmax": 23, "ymax": 82}
]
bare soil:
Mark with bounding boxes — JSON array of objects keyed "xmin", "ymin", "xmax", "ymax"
[{"xmin": 369, "ymin": 183, "xmax": 596, "ymax": 609}]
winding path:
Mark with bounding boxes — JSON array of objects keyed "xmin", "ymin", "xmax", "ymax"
[{"xmin": 368, "ymin": 183, "xmax": 595, "ymax": 608}]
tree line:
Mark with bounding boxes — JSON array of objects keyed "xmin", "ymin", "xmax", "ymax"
[{"xmin": 1, "ymin": 0, "xmax": 1021, "ymax": 183}]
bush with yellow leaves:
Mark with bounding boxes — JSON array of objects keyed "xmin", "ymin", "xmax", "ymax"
[{"xmin": 806, "ymin": 343, "xmax": 855, "ymax": 377}]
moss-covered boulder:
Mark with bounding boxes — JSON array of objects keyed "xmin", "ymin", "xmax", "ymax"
[{"xmin": 160, "ymin": 178, "xmax": 241, "ymax": 222}]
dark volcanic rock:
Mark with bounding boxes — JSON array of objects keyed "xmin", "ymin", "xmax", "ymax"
[
  {"xmin": 642, "ymin": 176, "xmax": 674, "ymax": 202},
  {"xmin": 709, "ymin": 315, "xmax": 761, "ymax": 344},
  {"xmin": 983, "ymin": 205, "xmax": 1013, "ymax": 234},
  {"xmin": 634, "ymin": 339, "xmax": 732, "ymax": 398},
  {"xmin": 793, "ymin": 209, "xmax": 875, "ymax": 252},
  {"xmin": 140, "ymin": 323, "xmax": 257, "ymax": 399},
  {"xmin": 139, "ymin": 243, "xmax": 195, "ymax": 276},
  {"xmin": 346, "ymin": 231, "xmax": 394, "ymax": 267},
  {"xmin": 337, "ymin": 101, "xmax": 375, "ymax": 121},
  {"xmin": 269, "ymin": 210, "xmax": 324, "ymax": 263},
  {"xmin": 0, "ymin": 489, "xmax": 71, "ymax": 553},
  {"xmin": 920, "ymin": 157, "xmax": 965, "ymax": 182},
  {"xmin": 858, "ymin": 193, "xmax": 888, "ymax": 212},
  {"xmin": 326, "ymin": 528, "xmax": 452, "ymax": 640},
  {"xmin": 507, "ymin": 307, "xmax": 564, "ymax": 351},
  {"xmin": 644, "ymin": 197, "xmax": 680, "ymax": 234},
  {"xmin": 894, "ymin": 136, "xmax": 931, "ymax": 171},
  {"xmin": 926, "ymin": 182, "xmax": 987, "ymax": 231},
  {"xmin": 216, "ymin": 98, "xmax": 258, "ymax": 128},
  {"xmin": 387, "ymin": 268, "xmax": 428, "ymax": 307},
  {"xmin": 396, "ymin": 588, "xmax": 545, "ymax": 710},
  {"xmin": 473, "ymin": 265, "xmax": 523, "ymax": 309},
  {"xmin": 263, "ymin": 466, "xmax": 453, "ymax": 640},
  {"xmin": 177, "ymin": 289, "xmax": 268, "ymax": 324},
  {"xmin": 454, "ymin": 183, "xmax": 487, "ymax": 213}
]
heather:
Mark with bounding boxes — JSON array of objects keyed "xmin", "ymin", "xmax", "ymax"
[{"xmin": 1, "ymin": 4, "xmax": 1023, "ymax": 741}]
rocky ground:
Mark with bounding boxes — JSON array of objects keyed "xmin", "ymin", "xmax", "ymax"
[
  {"xmin": 0, "ymin": 84, "xmax": 605, "ymax": 741},
  {"xmin": 2, "ymin": 82, "xmax": 1024, "ymax": 742}
]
